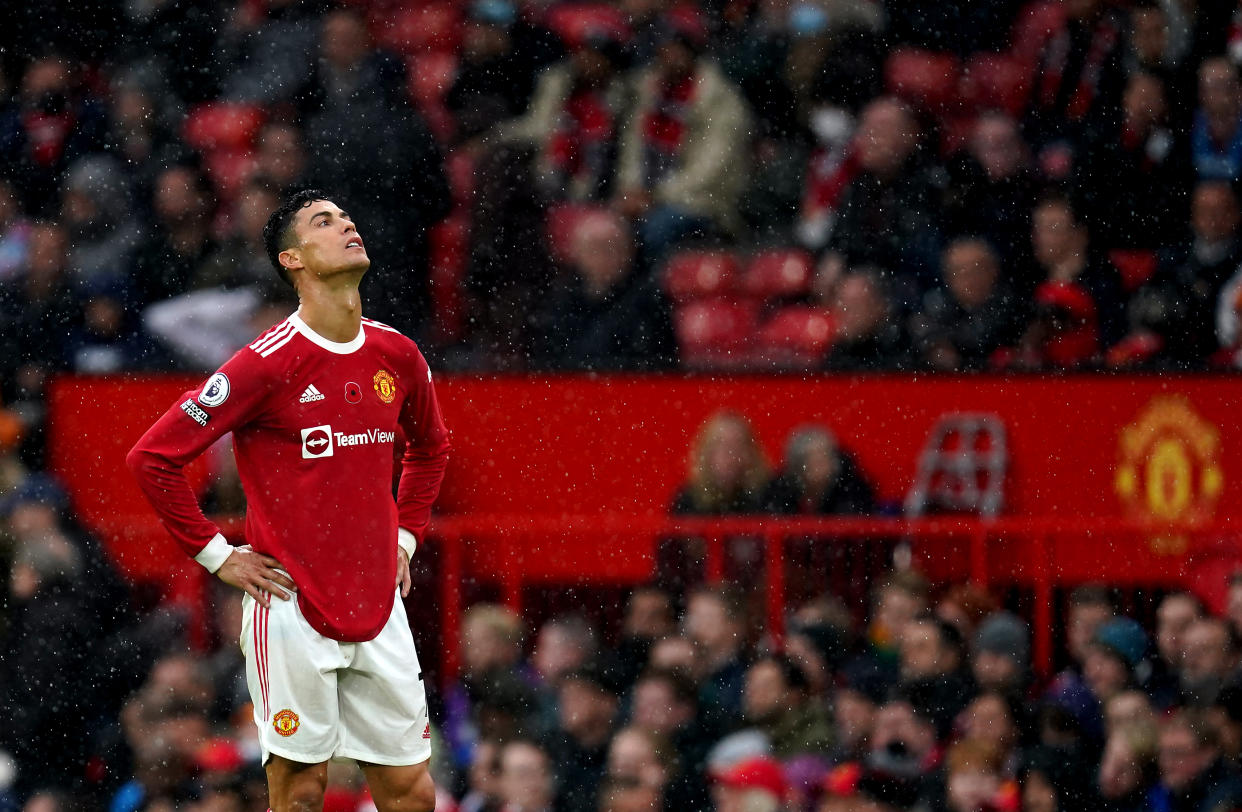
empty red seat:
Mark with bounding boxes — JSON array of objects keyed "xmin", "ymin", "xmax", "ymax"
[
  {"xmin": 885, "ymin": 48, "xmax": 961, "ymax": 113},
  {"xmin": 743, "ymin": 249, "xmax": 814, "ymax": 300},
  {"xmin": 545, "ymin": 203, "xmax": 607, "ymax": 264},
  {"xmin": 429, "ymin": 214, "xmax": 471, "ymax": 344},
  {"xmin": 755, "ymin": 306, "xmax": 836, "ymax": 368},
  {"xmin": 960, "ymin": 53, "xmax": 1031, "ymax": 116},
  {"xmin": 1109, "ymin": 249, "xmax": 1159, "ymax": 293},
  {"xmin": 544, "ymin": 4, "xmax": 629, "ymax": 48},
  {"xmin": 663, "ymin": 251, "xmax": 741, "ymax": 302},
  {"xmin": 674, "ymin": 298, "xmax": 759, "ymax": 368},
  {"xmin": 183, "ymin": 103, "xmax": 265, "ymax": 152},
  {"xmin": 378, "ymin": 3, "xmax": 462, "ymax": 55}
]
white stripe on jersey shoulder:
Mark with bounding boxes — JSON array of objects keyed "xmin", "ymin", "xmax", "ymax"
[
  {"xmin": 259, "ymin": 328, "xmax": 299, "ymax": 357},
  {"xmin": 248, "ymin": 318, "xmax": 296, "ymax": 354},
  {"xmin": 361, "ymin": 317, "xmax": 402, "ymax": 335}
]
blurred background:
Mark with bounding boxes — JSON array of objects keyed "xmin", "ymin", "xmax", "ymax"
[{"xmin": 5, "ymin": 0, "xmax": 1242, "ymax": 810}]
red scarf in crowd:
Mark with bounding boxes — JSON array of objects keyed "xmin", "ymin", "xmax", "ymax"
[
  {"xmin": 547, "ymin": 87, "xmax": 615, "ymax": 179},
  {"xmin": 1035, "ymin": 13, "xmax": 1120, "ymax": 122},
  {"xmin": 641, "ymin": 74, "xmax": 696, "ymax": 183},
  {"xmin": 21, "ymin": 110, "xmax": 76, "ymax": 167}
]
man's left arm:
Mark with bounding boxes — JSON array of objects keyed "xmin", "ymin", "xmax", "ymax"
[{"xmin": 395, "ymin": 350, "xmax": 452, "ymax": 579}]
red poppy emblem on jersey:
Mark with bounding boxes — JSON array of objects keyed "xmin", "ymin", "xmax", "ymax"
[
  {"xmin": 345, "ymin": 381, "xmax": 362, "ymax": 404},
  {"xmin": 373, "ymin": 370, "xmax": 396, "ymax": 404},
  {"xmin": 273, "ymin": 709, "xmax": 300, "ymax": 737}
]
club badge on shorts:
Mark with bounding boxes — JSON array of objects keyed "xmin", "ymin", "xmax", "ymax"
[
  {"xmin": 273, "ymin": 708, "xmax": 300, "ymax": 737},
  {"xmin": 373, "ymin": 370, "xmax": 396, "ymax": 404}
]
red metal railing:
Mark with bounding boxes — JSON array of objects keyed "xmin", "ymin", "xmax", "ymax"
[{"xmin": 423, "ymin": 514, "xmax": 1241, "ymax": 687}]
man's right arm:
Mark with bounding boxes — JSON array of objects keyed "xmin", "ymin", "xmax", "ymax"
[{"xmin": 125, "ymin": 351, "xmax": 293, "ymax": 603}]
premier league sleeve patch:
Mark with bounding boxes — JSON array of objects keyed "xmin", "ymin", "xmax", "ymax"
[{"xmin": 199, "ymin": 372, "xmax": 230, "ymax": 407}]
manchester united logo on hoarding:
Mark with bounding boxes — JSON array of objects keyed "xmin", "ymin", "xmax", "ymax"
[
  {"xmin": 373, "ymin": 370, "xmax": 396, "ymax": 404},
  {"xmin": 273, "ymin": 709, "xmax": 300, "ymax": 737},
  {"xmin": 1114, "ymin": 395, "xmax": 1223, "ymax": 553}
]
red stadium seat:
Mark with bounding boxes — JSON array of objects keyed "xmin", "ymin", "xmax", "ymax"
[
  {"xmin": 445, "ymin": 149, "xmax": 475, "ymax": 210},
  {"xmin": 429, "ymin": 214, "xmax": 471, "ymax": 344},
  {"xmin": 545, "ymin": 203, "xmax": 606, "ymax": 265},
  {"xmin": 183, "ymin": 103, "xmax": 265, "ymax": 152},
  {"xmin": 884, "ymin": 48, "xmax": 961, "ymax": 114},
  {"xmin": 663, "ymin": 251, "xmax": 741, "ymax": 302},
  {"xmin": 1109, "ymin": 249, "xmax": 1159, "ymax": 293},
  {"xmin": 754, "ymin": 306, "xmax": 836, "ymax": 368},
  {"xmin": 377, "ymin": 3, "xmax": 462, "ymax": 55},
  {"xmin": 742, "ymin": 249, "xmax": 814, "ymax": 300},
  {"xmin": 674, "ymin": 298, "xmax": 759, "ymax": 368},
  {"xmin": 959, "ymin": 53, "xmax": 1031, "ymax": 116},
  {"xmin": 544, "ymin": 4, "xmax": 629, "ymax": 48},
  {"xmin": 408, "ymin": 52, "xmax": 458, "ymax": 107}
]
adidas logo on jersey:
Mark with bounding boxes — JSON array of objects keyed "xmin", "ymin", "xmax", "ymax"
[{"xmin": 299, "ymin": 384, "xmax": 325, "ymax": 404}]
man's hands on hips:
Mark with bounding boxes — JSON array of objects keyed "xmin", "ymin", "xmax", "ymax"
[
  {"xmin": 217, "ymin": 546, "xmax": 296, "ymax": 608},
  {"xmin": 396, "ymin": 547, "xmax": 411, "ymax": 598}
]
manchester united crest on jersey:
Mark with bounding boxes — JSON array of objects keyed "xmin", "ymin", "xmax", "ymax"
[
  {"xmin": 373, "ymin": 370, "xmax": 396, "ymax": 403},
  {"xmin": 273, "ymin": 709, "xmax": 300, "ymax": 737}
]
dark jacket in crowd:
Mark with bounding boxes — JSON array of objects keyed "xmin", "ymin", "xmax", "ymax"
[
  {"xmin": 763, "ymin": 452, "xmax": 877, "ymax": 515},
  {"xmin": 531, "ymin": 274, "xmax": 677, "ymax": 371}
]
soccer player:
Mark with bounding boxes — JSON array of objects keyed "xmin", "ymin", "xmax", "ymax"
[{"xmin": 127, "ymin": 189, "xmax": 450, "ymax": 812}]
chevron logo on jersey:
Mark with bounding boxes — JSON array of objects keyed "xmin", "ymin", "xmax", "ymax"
[{"xmin": 299, "ymin": 384, "xmax": 325, "ymax": 403}]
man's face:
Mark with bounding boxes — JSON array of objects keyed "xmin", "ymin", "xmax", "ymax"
[
  {"xmin": 1156, "ymin": 595, "xmax": 1200, "ymax": 666},
  {"xmin": 1182, "ymin": 619, "xmax": 1232, "ymax": 680},
  {"xmin": 283, "ymin": 199, "xmax": 369, "ymax": 281},
  {"xmin": 900, "ymin": 620, "xmax": 952, "ymax": 679},
  {"xmin": 1158, "ymin": 724, "xmax": 1213, "ymax": 792},
  {"xmin": 1067, "ymin": 602, "xmax": 1111, "ymax": 664},
  {"xmin": 943, "ymin": 241, "xmax": 998, "ymax": 310},
  {"xmin": 1032, "ymin": 203, "xmax": 1085, "ymax": 270},
  {"xmin": 1191, "ymin": 184, "xmax": 1240, "ymax": 243},
  {"xmin": 743, "ymin": 660, "xmax": 788, "ymax": 722},
  {"xmin": 1199, "ymin": 60, "xmax": 1240, "ymax": 120},
  {"xmin": 856, "ymin": 99, "xmax": 917, "ymax": 177},
  {"xmin": 499, "ymin": 743, "xmax": 553, "ymax": 810}
]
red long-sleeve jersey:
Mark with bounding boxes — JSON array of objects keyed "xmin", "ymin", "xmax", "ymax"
[{"xmin": 127, "ymin": 312, "xmax": 450, "ymax": 642}]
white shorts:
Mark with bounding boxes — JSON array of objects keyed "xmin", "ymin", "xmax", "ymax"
[{"xmin": 239, "ymin": 590, "xmax": 431, "ymax": 767}]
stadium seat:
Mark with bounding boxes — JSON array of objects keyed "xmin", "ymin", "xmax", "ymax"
[
  {"xmin": 884, "ymin": 48, "xmax": 961, "ymax": 114},
  {"xmin": 959, "ymin": 53, "xmax": 1031, "ymax": 117},
  {"xmin": 183, "ymin": 103, "xmax": 265, "ymax": 152},
  {"xmin": 673, "ymin": 298, "xmax": 759, "ymax": 369},
  {"xmin": 544, "ymin": 4, "xmax": 629, "ymax": 48},
  {"xmin": 445, "ymin": 149, "xmax": 475, "ymax": 210},
  {"xmin": 663, "ymin": 250, "xmax": 741, "ymax": 302},
  {"xmin": 377, "ymin": 3, "xmax": 462, "ymax": 55},
  {"xmin": 429, "ymin": 214, "xmax": 471, "ymax": 344},
  {"xmin": 742, "ymin": 249, "xmax": 814, "ymax": 301},
  {"xmin": 754, "ymin": 306, "xmax": 836, "ymax": 368},
  {"xmin": 1109, "ymin": 249, "xmax": 1159, "ymax": 293},
  {"xmin": 546, "ymin": 203, "xmax": 606, "ymax": 265}
]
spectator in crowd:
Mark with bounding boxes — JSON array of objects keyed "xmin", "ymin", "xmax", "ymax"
[
  {"xmin": 1228, "ymin": 574, "xmax": 1242, "ymax": 641},
  {"xmin": 65, "ymin": 275, "xmax": 164, "ymax": 373},
  {"xmin": 1045, "ymin": 586, "xmax": 1116, "ymax": 743},
  {"xmin": 910, "ymin": 237, "xmax": 1024, "ymax": 371},
  {"xmin": 1078, "ymin": 70, "xmax": 1192, "ymax": 250},
  {"xmin": 59, "ymin": 154, "xmax": 142, "ymax": 290},
  {"xmin": 1134, "ymin": 180, "xmax": 1242, "ymax": 366},
  {"xmin": 530, "ymin": 209, "xmax": 676, "ymax": 370},
  {"xmin": 710, "ymin": 754, "xmax": 787, "ymax": 812},
  {"xmin": 972, "ymin": 612, "xmax": 1032, "ymax": 699},
  {"xmin": 822, "ymin": 97, "xmax": 942, "ymax": 296},
  {"xmin": 458, "ymin": 738, "xmax": 502, "ymax": 812},
  {"xmin": 1154, "ymin": 709, "xmax": 1242, "ymax": 811},
  {"xmin": 683, "ymin": 585, "xmax": 751, "ymax": 726},
  {"xmin": 492, "ymin": 30, "xmax": 631, "ymax": 202},
  {"xmin": 944, "ymin": 114, "xmax": 1038, "ymax": 266},
  {"xmin": 102, "ymin": 70, "xmax": 184, "ymax": 200},
  {"xmin": 0, "ymin": 56, "xmax": 108, "ymax": 216},
  {"xmin": 764, "ymin": 424, "xmax": 876, "ymax": 515},
  {"xmin": 996, "ymin": 279, "xmax": 1103, "ymax": 370},
  {"xmin": 252, "ymin": 121, "xmax": 310, "ymax": 197},
  {"xmin": 0, "ymin": 177, "xmax": 31, "ymax": 281},
  {"xmin": 897, "ymin": 615, "xmax": 975, "ymax": 738},
  {"xmin": 936, "ymin": 583, "xmax": 1000, "ymax": 645},
  {"xmin": 1084, "ymin": 617, "xmax": 1151, "ymax": 711},
  {"xmin": 741, "ymin": 653, "xmax": 833, "ymax": 759},
  {"xmin": 447, "ymin": 0, "xmax": 563, "ymax": 143},
  {"xmin": 1024, "ymin": 0, "xmax": 1127, "ymax": 163},
  {"xmin": 132, "ymin": 163, "xmax": 222, "ymax": 305},
  {"xmin": 943, "ymin": 738, "xmax": 1020, "ymax": 812},
  {"xmin": 218, "ymin": 0, "xmax": 320, "ymax": 106},
  {"xmin": 496, "ymin": 739, "xmax": 556, "ymax": 812},
  {"xmin": 549, "ymin": 665, "xmax": 621, "ymax": 812},
  {"xmin": 1192, "ymin": 57, "xmax": 1242, "ymax": 181},
  {"xmin": 605, "ymin": 726, "xmax": 671, "ymax": 806},
  {"xmin": 959, "ymin": 692, "xmax": 1025, "ymax": 777},
  {"xmin": 1098, "ymin": 709, "xmax": 1160, "ymax": 808},
  {"xmin": 300, "ymin": 5, "xmax": 451, "ymax": 337},
  {"xmin": 614, "ymin": 586, "xmax": 676, "ymax": 690},
  {"xmin": 1030, "ymin": 193, "xmax": 1126, "ymax": 348},
  {"xmin": 614, "ymin": 17, "xmax": 752, "ymax": 265},
  {"xmin": 1179, "ymin": 616, "xmax": 1238, "ymax": 707},
  {"xmin": 868, "ymin": 571, "xmax": 931, "ymax": 677},
  {"xmin": 671, "ymin": 410, "xmax": 771, "ymax": 514},
  {"xmin": 823, "ymin": 267, "xmax": 914, "ymax": 371},
  {"xmin": 630, "ymin": 667, "xmax": 714, "ymax": 809},
  {"xmin": 863, "ymin": 697, "xmax": 941, "ymax": 804},
  {"xmin": 530, "ymin": 614, "xmax": 599, "ymax": 734},
  {"xmin": 1149, "ymin": 591, "xmax": 1207, "ymax": 708}
]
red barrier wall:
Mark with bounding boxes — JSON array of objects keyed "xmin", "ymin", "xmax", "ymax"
[{"xmin": 46, "ymin": 374, "xmax": 1241, "ymax": 586}]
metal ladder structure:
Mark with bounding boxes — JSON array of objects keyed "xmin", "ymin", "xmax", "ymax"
[{"xmin": 904, "ymin": 413, "xmax": 1008, "ymax": 518}]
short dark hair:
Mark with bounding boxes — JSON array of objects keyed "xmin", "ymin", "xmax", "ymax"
[{"xmin": 262, "ymin": 189, "xmax": 330, "ymax": 288}]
